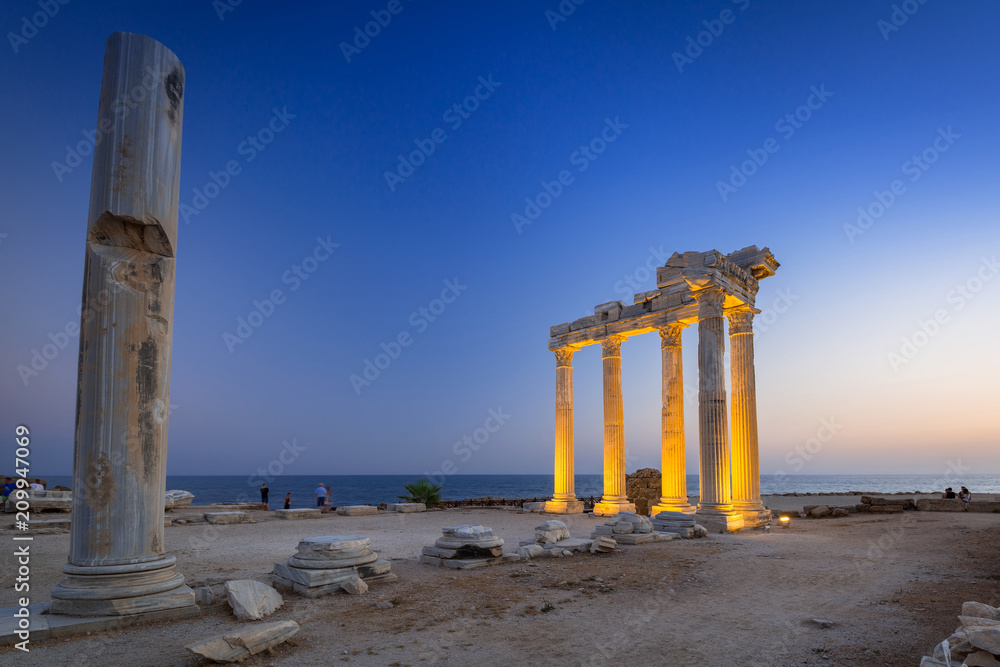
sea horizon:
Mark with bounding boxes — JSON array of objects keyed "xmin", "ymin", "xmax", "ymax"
[{"xmin": 31, "ymin": 473, "xmax": 1000, "ymax": 507}]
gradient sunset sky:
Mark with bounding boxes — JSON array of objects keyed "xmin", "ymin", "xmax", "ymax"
[{"xmin": 1, "ymin": 0, "xmax": 997, "ymax": 480}]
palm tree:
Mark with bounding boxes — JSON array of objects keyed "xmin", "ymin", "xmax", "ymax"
[{"xmin": 398, "ymin": 478, "xmax": 442, "ymax": 506}]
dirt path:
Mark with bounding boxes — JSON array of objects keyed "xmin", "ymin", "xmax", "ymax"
[{"xmin": 2, "ymin": 509, "xmax": 997, "ymax": 665}]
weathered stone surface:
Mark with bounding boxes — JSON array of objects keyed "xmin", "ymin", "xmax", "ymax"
[
  {"xmin": 809, "ymin": 506, "xmax": 831, "ymax": 518},
  {"xmin": 423, "ymin": 545, "xmax": 502, "ymax": 559},
  {"xmin": 164, "ymin": 490, "xmax": 194, "ymax": 510},
  {"xmin": 296, "ymin": 535, "xmax": 371, "ymax": 558},
  {"xmin": 272, "ymin": 559, "xmax": 391, "ymax": 587},
  {"xmin": 273, "ymin": 508, "xmax": 323, "ymax": 520},
  {"xmin": 336, "ymin": 505, "xmax": 378, "ymax": 516},
  {"xmin": 624, "ymin": 468, "xmax": 662, "ymax": 517},
  {"xmin": 194, "ymin": 586, "xmax": 215, "ymax": 606},
  {"xmin": 387, "ymin": 503, "xmax": 426, "ymax": 513},
  {"xmin": 224, "ymin": 580, "xmax": 283, "ymax": 621},
  {"xmin": 590, "ymin": 536, "xmax": 616, "ymax": 553},
  {"xmin": 186, "ymin": 620, "xmax": 299, "ymax": 663},
  {"xmin": 340, "ymin": 576, "xmax": 368, "ymax": 595},
  {"xmin": 919, "ymin": 658, "xmax": 950, "ymax": 667},
  {"xmin": 205, "ymin": 511, "xmax": 251, "ymax": 524},
  {"xmin": 961, "ymin": 616, "xmax": 1000, "ymax": 628},
  {"xmin": 435, "ymin": 525, "xmax": 504, "ymax": 551},
  {"xmin": 967, "ymin": 626, "xmax": 1000, "ymax": 654},
  {"xmin": 522, "ymin": 502, "xmax": 546, "ymax": 512},
  {"xmin": 288, "ymin": 551, "xmax": 379, "ymax": 569},
  {"xmin": 612, "ymin": 532, "xmax": 674, "ymax": 545},
  {"xmin": 968, "ymin": 501, "xmax": 1000, "ymax": 512},
  {"xmin": 517, "ymin": 544, "xmax": 544, "ymax": 560},
  {"xmin": 868, "ymin": 504, "xmax": 905, "ymax": 514},
  {"xmin": 534, "ymin": 519, "xmax": 570, "ymax": 544},
  {"xmin": 964, "ymin": 602, "xmax": 1000, "ymax": 620},
  {"xmin": 964, "ymin": 650, "xmax": 1000, "ymax": 666},
  {"xmin": 693, "ymin": 524, "xmax": 708, "ymax": 538},
  {"xmin": 615, "ymin": 511, "xmax": 654, "ymax": 533},
  {"xmin": 830, "ymin": 508, "xmax": 850, "ymax": 518},
  {"xmin": 0, "ymin": 602, "xmax": 200, "ymax": 644},
  {"xmin": 272, "ymin": 572, "xmax": 397, "ymax": 599}
]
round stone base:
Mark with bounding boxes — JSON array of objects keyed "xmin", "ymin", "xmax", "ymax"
[{"xmin": 50, "ymin": 558, "xmax": 196, "ymax": 617}]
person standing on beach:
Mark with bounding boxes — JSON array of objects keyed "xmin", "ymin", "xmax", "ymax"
[
  {"xmin": 284, "ymin": 492, "xmax": 291, "ymax": 509},
  {"xmin": 315, "ymin": 483, "xmax": 327, "ymax": 509},
  {"xmin": 260, "ymin": 482, "xmax": 269, "ymax": 511}
]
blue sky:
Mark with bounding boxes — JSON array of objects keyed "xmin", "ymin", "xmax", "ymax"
[{"xmin": 1, "ymin": 0, "xmax": 998, "ymax": 480}]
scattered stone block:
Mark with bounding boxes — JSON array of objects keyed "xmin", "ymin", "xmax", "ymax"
[
  {"xmin": 964, "ymin": 602, "xmax": 1000, "ymax": 620},
  {"xmin": 185, "ymin": 620, "xmax": 300, "ymax": 663},
  {"xmin": 651, "ymin": 510, "xmax": 697, "ymax": 538},
  {"xmin": 830, "ymin": 508, "xmax": 850, "ymax": 518},
  {"xmin": 194, "ymin": 586, "xmax": 215, "ymax": 606},
  {"xmin": 613, "ymin": 531, "xmax": 674, "ymax": 545},
  {"xmin": 340, "ymin": 576, "xmax": 368, "ymax": 595},
  {"xmin": 590, "ymin": 536, "xmax": 616, "ymax": 553},
  {"xmin": 535, "ymin": 519, "xmax": 570, "ymax": 544},
  {"xmin": 387, "ymin": 503, "xmax": 426, "ymax": 513},
  {"xmin": 271, "ymin": 535, "xmax": 396, "ymax": 598},
  {"xmin": 522, "ymin": 502, "xmax": 546, "ymax": 512},
  {"xmin": 272, "ymin": 508, "xmax": 323, "ymax": 520},
  {"xmin": 809, "ymin": 505, "xmax": 831, "ymax": 518},
  {"xmin": 164, "ymin": 490, "xmax": 194, "ymax": 510},
  {"xmin": 517, "ymin": 544, "xmax": 544, "ymax": 560},
  {"xmin": 204, "ymin": 511, "xmax": 251, "ymax": 525},
  {"xmin": 336, "ymin": 505, "xmax": 378, "ymax": 516},
  {"xmin": 964, "ymin": 650, "xmax": 1000, "ymax": 666},
  {"xmin": 967, "ymin": 627, "xmax": 1000, "ymax": 655},
  {"xmin": 224, "ymin": 580, "xmax": 283, "ymax": 621}
]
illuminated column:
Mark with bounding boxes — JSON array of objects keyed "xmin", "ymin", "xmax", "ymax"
[
  {"xmin": 545, "ymin": 347, "xmax": 584, "ymax": 514},
  {"xmin": 651, "ymin": 323, "xmax": 695, "ymax": 516},
  {"xmin": 594, "ymin": 335, "xmax": 635, "ymax": 516},
  {"xmin": 694, "ymin": 289, "xmax": 744, "ymax": 532},
  {"xmin": 728, "ymin": 309, "xmax": 769, "ymax": 526}
]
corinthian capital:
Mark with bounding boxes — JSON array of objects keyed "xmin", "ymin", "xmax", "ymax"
[
  {"xmin": 695, "ymin": 288, "xmax": 725, "ymax": 319},
  {"xmin": 554, "ymin": 348, "xmax": 575, "ymax": 367},
  {"xmin": 658, "ymin": 323, "xmax": 687, "ymax": 347},
  {"xmin": 727, "ymin": 309, "xmax": 755, "ymax": 335},
  {"xmin": 601, "ymin": 335, "xmax": 627, "ymax": 358}
]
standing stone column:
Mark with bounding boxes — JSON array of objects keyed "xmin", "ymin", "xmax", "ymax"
[
  {"xmin": 693, "ymin": 289, "xmax": 744, "ymax": 532},
  {"xmin": 651, "ymin": 323, "xmax": 695, "ymax": 516},
  {"xmin": 728, "ymin": 309, "xmax": 769, "ymax": 527},
  {"xmin": 50, "ymin": 33, "xmax": 197, "ymax": 617},
  {"xmin": 545, "ymin": 348, "xmax": 584, "ymax": 514},
  {"xmin": 594, "ymin": 336, "xmax": 635, "ymax": 516}
]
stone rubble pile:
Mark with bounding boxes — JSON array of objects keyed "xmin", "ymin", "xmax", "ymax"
[
  {"xmin": 594, "ymin": 511, "xmax": 675, "ymax": 544},
  {"xmin": 624, "ymin": 468, "xmax": 662, "ymax": 517},
  {"xmin": 517, "ymin": 519, "xmax": 595, "ymax": 558},
  {"xmin": 920, "ymin": 601, "xmax": 1000, "ymax": 666},
  {"xmin": 420, "ymin": 524, "xmax": 519, "ymax": 569},
  {"xmin": 651, "ymin": 511, "xmax": 708, "ymax": 539},
  {"xmin": 589, "ymin": 536, "xmax": 617, "ymax": 553},
  {"xmin": 272, "ymin": 535, "xmax": 396, "ymax": 598}
]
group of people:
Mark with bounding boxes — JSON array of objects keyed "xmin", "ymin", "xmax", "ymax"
[
  {"xmin": 257, "ymin": 482, "xmax": 334, "ymax": 512},
  {"xmin": 942, "ymin": 486, "xmax": 973, "ymax": 507},
  {"xmin": 0, "ymin": 477, "xmax": 45, "ymax": 511}
]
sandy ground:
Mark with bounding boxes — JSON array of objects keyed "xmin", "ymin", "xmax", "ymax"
[{"xmin": 1, "ymin": 502, "xmax": 998, "ymax": 666}]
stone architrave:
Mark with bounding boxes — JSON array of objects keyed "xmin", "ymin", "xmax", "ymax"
[
  {"xmin": 693, "ymin": 289, "xmax": 743, "ymax": 532},
  {"xmin": 49, "ymin": 33, "xmax": 197, "ymax": 617},
  {"xmin": 545, "ymin": 348, "xmax": 584, "ymax": 514},
  {"xmin": 594, "ymin": 336, "xmax": 635, "ymax": 516},
  {"xmin": 728, "ymin": 308, "xmax": 770, "ymax": 527},
  {"xmin": 651, "ymin": 324, "xmax": 695, "ymax": 516}
]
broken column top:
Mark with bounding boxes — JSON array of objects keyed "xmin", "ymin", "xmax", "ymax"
[{"xmin": 87, "ymin": 32, "xmax": 185, "ymax": 258}]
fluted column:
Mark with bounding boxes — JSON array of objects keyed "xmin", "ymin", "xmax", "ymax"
[
  {"xmin": 651, "ymin": 323, "xmax": 695, "ymax": 516},
  {"xmin": 694, "ymin": 289, "xmax": 743, "ymax": 532},
  {"xmin": 594, "ymin": 335, "xmax": 635, "ymax": 516},
  {"xmin": 728, "ymin": 308, "xmax": 768, "ymax": 526},
  {"xmin": 545, "ymin": 347, "xmax": 584, "ymax": 514},
  {"xmin": 49, "ymin": 32, "xmax": 198, "ymax": 616}
]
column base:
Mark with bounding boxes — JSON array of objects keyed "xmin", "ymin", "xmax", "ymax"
[
  {"xmin": 50, "ymin": 556, "xmax": 197, "ymax": 617},
  {"xmin": 593, "ymin": 501, "xmax": 636, "ymax": 517},
  {"xmin": 694, "ymin": 510, "xmax": 745, "ymax": 533},
  {"xmin": 651, "ymin": 498, "xmax": 696, "ymax": 516},
  {"xmin": 544, "ymin": 499, "xmax": 585, "ymax": 514}
]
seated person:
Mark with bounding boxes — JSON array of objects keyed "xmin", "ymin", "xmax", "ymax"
[
  {"xmin": 942, "ymin": 487, "xmax": 957, "ymax": 499},
  {"xmin": 958, "ymin": 487, "xmax": 972, "ymax": 503}
]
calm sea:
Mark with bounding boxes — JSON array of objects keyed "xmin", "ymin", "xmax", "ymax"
[{"xmin": 37, "ymin": 474, "xmax": 1000, "ymax": 507}]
